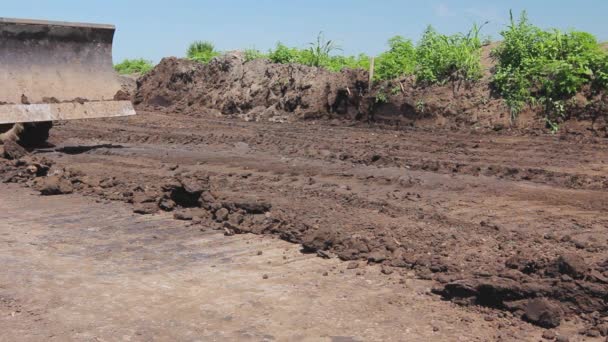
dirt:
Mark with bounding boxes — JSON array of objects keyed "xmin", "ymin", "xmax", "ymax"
[
  {"xmin": 133, "ymin": 49, "xmax": 608, "ymax": 136},
  {"xmin": 135, "ymin": 52, "xmax": 368, "ymax": 122},
  {"xmin": 1, "ymin": 106, "xmax": 606, "ymax": 338}
]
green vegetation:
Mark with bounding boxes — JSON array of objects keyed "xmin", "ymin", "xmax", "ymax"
[
  {"xmin": 181, "ymin": 12, "xmax": 607, "ymax": 131},
  {"xmin": 415, "ymin": 24, "xmax": 485, "ymax": 85},
  {"xmin": 187, "ymin": 41, "xmax": 220, "ymax": 63},
  {"xmin": 114, "ymin": 58, "xmax": 154, "ymax": 75},
  {"xmin": 374, "ymin": 36, "xmax": 416, "ymax": 81},
  {"xmin": 493, "ymin": 11, "xmax": 608, "ymax": 126}
]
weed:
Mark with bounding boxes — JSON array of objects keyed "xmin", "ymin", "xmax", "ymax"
[
  {"xmin": 304, "ymin": 32, "xmax": 342, "ymax": 67},
  {"xmin": 114, "ymin": 58, "xmax": 154, "ymax": 75},
  {"xmin": 416, "ymin": 100, "xmax": 425, "ymax": 113},
  {"xmin": 187, "ymin": 41, "xmax": 220, "ymax": 63},
  {"xmin": 244, "ymin": 48, "xmax": 267, "ymax": 62},
  {"xmin": 415, "ymin": 23, "xmax": 486, "ymax": 85}
]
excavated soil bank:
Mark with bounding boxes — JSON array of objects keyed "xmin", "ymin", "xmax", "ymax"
[
  {"xmin": 134, "ymin": 52, "xmax": 608, "ymax": 135},
  {"xmin": 135, "ymin": 53, "xmax": 367, "ymax": 122}
]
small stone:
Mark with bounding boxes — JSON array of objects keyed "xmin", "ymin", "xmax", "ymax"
[
  {"xmin": 322, "ymin": 272, "xmax": 328, "ymax": 276},
  {"xmin": 262, "ymin": 274, "xmax": 269, "ymax": 279},
  {"xmin": 257, "ymin": 251, "xmax": 263, "ymax": 256},
  {"xmin": 484, "ymin": 316, "xmax": 494, "ymax": 322},
  {"xmin": 555, "ymin": 336, "xmax": 569, "ymax": 342}
]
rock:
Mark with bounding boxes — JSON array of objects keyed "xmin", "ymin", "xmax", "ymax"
[
  {"xmin": 2, "ymin": 140, "xmax": 27, "ymax": 160},
  {"xmin": 542, "ymin": 330, "xmax": 556, "ymax": 340},
  {"xmin": 133, "ymin": 203, "xmax": 159, "ymax": 215},
  {"xmin": 523, "ymin": 298, "xmax": 563, "ymax": 328},
  {"xmin": 556, "ymin": 254, "xmax": 588, "ymax": 279},
  {"xmin": 214, "ymin": 208, "xmax": 229, "ymax": 222},
  {"xmin": 555, "ymin": 335, "xmax": 569, "ymax": 342},
  {"xmin": 36, "ymin": 176, "xmax": 74, "ymax": 196}
]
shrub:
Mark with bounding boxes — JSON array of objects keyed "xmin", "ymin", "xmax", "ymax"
[
  {"xmin": 114, "ymin": 58, "xmax": 154, "ymax": 75},
  {"xmin": 493, "ymin": 11, "xmax": 608, "ymax": 125},
  {"xmin": 187, "ymin": 41, "xmax": 220, "ymax": 63},
  {"xmin": 374, "ymin": 36, "xmax": 416, "ymax": 80},
  {"xmin": 415, "ymin": 24, "xmax": 484, "ymax": 85},
  {"xmin": 268, "ymin": 42, "xmax": 303, "ymax": 64}
]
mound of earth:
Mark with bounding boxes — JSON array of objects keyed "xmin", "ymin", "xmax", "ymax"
[
  {"xmin": 134, "ymin": 47, "xmax": 608, "ymax": 135},
  {"xmin": 134, "ymin": 53, "xmax": 368, "ymax": 122}
]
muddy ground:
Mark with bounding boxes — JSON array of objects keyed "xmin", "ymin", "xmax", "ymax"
[{"xmin": 1, "ymin": 110, "xmax": 607, "ymax": 340}]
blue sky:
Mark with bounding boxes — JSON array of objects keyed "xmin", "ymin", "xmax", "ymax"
[{"xmin": 4, "ymin": 0, "xmax": 608, "ymax": 62}]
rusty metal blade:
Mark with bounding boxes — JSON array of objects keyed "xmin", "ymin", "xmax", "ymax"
[{"xmin": 0, "ymin": 17, "xmax": 135, "ymax": 123}]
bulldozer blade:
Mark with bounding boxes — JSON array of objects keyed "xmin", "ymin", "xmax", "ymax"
[{"xmin": 0, "ymin": 18, "xmax": 136, "ymax": 124}]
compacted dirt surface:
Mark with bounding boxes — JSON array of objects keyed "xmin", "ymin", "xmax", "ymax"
[{"xmin": 1, "ymin": 111, "xmax": 608, "ymax": 341}]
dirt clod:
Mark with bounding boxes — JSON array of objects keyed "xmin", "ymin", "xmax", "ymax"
[
  {"xmin": 35, "ymin": 176, "xmax": 74, "ymax": 196},
  {"xmin": 523, "ymin": 298, "xmax": 563, "ymax": 328},
  {"xmin": 556, "ymin": 254, "xmax": 588, "ymax": 279},
  {"xmin": 2, "ymin": 140, "xmax": 27, "ymax": 160}
]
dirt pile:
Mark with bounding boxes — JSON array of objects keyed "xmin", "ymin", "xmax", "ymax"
[
  {"xmin": 135, "ymin": 53, "xmax": 368, "ymax": 121},
  {"xmin": 133, "ymin": 50, "xmax": 608, "ymax": 134}
]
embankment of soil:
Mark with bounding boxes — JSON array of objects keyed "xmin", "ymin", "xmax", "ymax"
[
  {"xmin": 133, "ymin": 53, "xmax": 608, "ymax": 135},
  {"xmin": 134, "ymin": 53, "xmax": 367, "ymax": 122}
]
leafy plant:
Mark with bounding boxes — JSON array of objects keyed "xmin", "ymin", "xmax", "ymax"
[
  {"xmin": 375, "ymin": 87, "xmax": 388, "ymax": 103},
  {"xmin": 114, "ymin": 58, "xmax": 154, "ymax": 75},
  {"xmin": 268, "ymin": 42, "xmax": 302, "ymax": 64},
  {"xmin": 374, "ymin": 36, "xmax": 416, "ymax": 81},
  {"xmin": 415, "ymin": 24, "xmax": 485, "ymax": 85},
  {"xmin": 187, "ymin": 41, "xmax": 220, "ymax": 63},
  {"xmin": 492, "ymin": 10, "xmax": 608, "ymax": 127}
]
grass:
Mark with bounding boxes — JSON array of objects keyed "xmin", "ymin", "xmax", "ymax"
[
  {"xmin": 114, "ymin": 59, "xmax": 154, "ymax": 75},
  {"xmin": 187, "ymin": 41, "xmax": 220, "ymax": 63}
]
